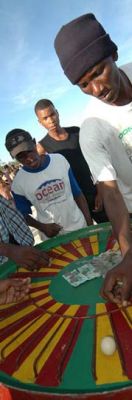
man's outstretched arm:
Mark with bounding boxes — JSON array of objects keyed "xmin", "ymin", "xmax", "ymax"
[{"xmin": 100, "ymin": 180, "xmax": 132, "ymax": 305}]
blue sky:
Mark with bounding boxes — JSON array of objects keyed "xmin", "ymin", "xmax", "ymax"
[{"xmin": 0, "ymin": 0, "xmax": 132, "ymax": 162}]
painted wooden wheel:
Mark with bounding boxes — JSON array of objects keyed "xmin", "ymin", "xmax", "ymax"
[{"xmin": 0, "ymin": 223, "xmax": 132, "ymax": 399}]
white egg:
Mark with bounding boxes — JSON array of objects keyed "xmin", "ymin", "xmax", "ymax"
[{"xmin": 101, "ymin": 336, "xmax": 116, "ymax": 355}]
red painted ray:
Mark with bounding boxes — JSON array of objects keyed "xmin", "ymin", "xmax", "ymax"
[
  {"xmin": 36, "ymin": 305, "xmax": 88, "ymax": 386},
  {"xmin": 11, "ymin": 271, "xmax": 57, "ymax": 279},
  {"xmin": 30, "ymin": 284, "xmax": 49, "ymax": 293},
  {"xmin": 48, "ymin": 263, "xmax": 63, "ymax": 270},
  {"xmin": 106, "ymin": 234, "xmax": 117, "ymax": 251},
  {"xmin": 0, "ymin": 284, "xmax": 49, "ymax": 319},
  {"xmin": 79, "ymin": 238, "xmax": 93, "ymax": 255},
  {"xmin": 48, "ymin": 250, "xmax": 74, "ymax": 263},
  {"xmin": 61, "ymin": 242, "xmax": 82, "ymax": 258},
  {"xmin": 106, "ymin": 303, "xmax": 132, "ymax": 379},
  {"xmin": 0, "ymin": 304, "xmax": 70, "ymax": 376},
  {"xmin": 0, "ymin": 297, "xmax": 57, "ymax": 342}
]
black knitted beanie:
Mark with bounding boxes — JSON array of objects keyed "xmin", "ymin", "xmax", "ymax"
[{"xmin": 54, "ymin": 13, "xmax": 117, "ymax": 84}]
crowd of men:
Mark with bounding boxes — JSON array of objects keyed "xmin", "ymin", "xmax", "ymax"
[{"xmin": 0, "ymin": 13, "xmax": 132, "ymax": 307}]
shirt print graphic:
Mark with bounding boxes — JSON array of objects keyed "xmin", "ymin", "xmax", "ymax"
[
  {"xmin": 35, "ymin": 179, "xmax": 66, "ymax": 203},
  {"xmin": 119, "ymin": 127, "xmax": 132, "ymax": 163}
]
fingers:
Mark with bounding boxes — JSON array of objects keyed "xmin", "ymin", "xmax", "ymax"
[
  {"xmin": 10, "ymin": 278, "xmax": 31, "ymax": 290},
  {"xmin": 6, "ymin": 286, "xmax": 15, "ymax": 304},
  {"xmin": 36, "ymin": 250, "xmax": 50, "ymax": 262},
  {"xmin": 11, "ymin": 277, "xmax": 31, "ymax": 286},
  {"xmin": 54, "ymin": 223, "xmax": 62, "ymax": 229},
  {"xmin": 101, "ymin": 271, "xmax": 132, "ymax": 306},
  {"xmin": 19, "ymin": 248, "xmax": 50, "ymax": 270},
  {"xmin": 0, "ymin": 279, "xmax": 10, "ymax": 293},
  {"xmin": 9, "ymin": 278, "xmax": 31, "ymax": 294},
  {"xmin": 100, "ymin": 273, "xmax": 123, "ymax": 304},
  {"xmin": 101, "ymin": 272, "xmax": 115, "ymax": 298},
  {"xmin": 50, "ymin": 224, "xmax": 62, "ymax": 234},
  {"xmin": 29, "ymin": 250, "xmax": 50, "ymax": 269},
  {"xmin": 0, "ymin": 278, "xmax": 31, "ymax": 305},
  {"xmin": 121, "ymin": 278, "xmax": 132, "ymax": 306},
  {"xmin": 43, "ymin": 223, "xmax": 63, "ymax": 237}
]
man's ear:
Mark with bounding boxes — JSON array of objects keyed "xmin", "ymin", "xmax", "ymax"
[{"xmin": 112, "ymin": 51, "xmax": 118, "ymax": 62}]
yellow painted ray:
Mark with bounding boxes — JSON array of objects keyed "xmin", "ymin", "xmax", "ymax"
[
  {"xmin": 95, "ymin": 303, "xmax": 128, "ymax": 385},
  {"xmin": 121, "ymin": 306, "xmax": 132, "ymax": 328},
  {"xmin": 51, "ymin": 259, "xmax": 68, "ymax": 266},
  {"xmin": 55, "ymin": 246, "xmax": 67, "ymax": 254},
  {"xmin": 51, "ymin": 247, "xmax": 64, "ymax": 255},
  {"xmin": 76, "ymin": 246, "xmax": 87, "ymax": 257},
  {"xmin": 1, "ymin": 315, "xmax": 43, "ymax": 356},
  {"xmin": 72, "ymin": 239, "xmax": 83, "ymax": 248},
  {"xmin": 30, "ymin": 288, "xmax": 49, "ymax": 298},
  {"xmin": 0, "ymin": 293, "xmax": 53, "ymax": 330},
  {"xmin": 64, "ymin": 252, "xmax": 78, "ymax": 261},
  {"xmin": 0, "ymin": 302, "xmax": 20, "ymax": 310},
  {"xmin": 112, "ymin": 241, "xmax": 119, "ymax": 251},
  {"xmin": 31, "ymin": 280, "xmax": 51, "ymax": 289},
  {"xmin": 89, "ymin": 235, "xmax": 99, "ymax": 255},
  {"xmin": 38, "ymin": 267, "xmax": 60, "ymax": 273},
  {"xmin": 54, "ymin": 246, "xmax": 78, "ymax": 260},
  {"xmin": 125, "ymin": 305, "xmax": 132, "ymax": 321},
  {"xmin": 0, "ymin": 303, "xmax": 38, "ymax": 329},
  {"xmin": 18, "ymin": 264, "xmax": 49, "ymax": 272},
  {"xmin": 13, "ymin": 304, "xmax": 80, "ymax": 382},
  {"xmin": 35, "ymin": 295, "xmax": 53, "ymax": 306},
  {"xmin": 72, "ymin": 240, "xmax": 87, "ymax": 257},
  {"xmin": 2, "ymin": 301, "xmax": 64, "ymax": 358}
]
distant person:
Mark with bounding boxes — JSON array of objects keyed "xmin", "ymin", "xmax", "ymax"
[
  {"xmin": 0, "ymin": 181, "xmax": 12, "ymax": 201},
  {"xmin": 35, "ymin": 98, "xmax": 108, "ymax": 224},
  {"xmin": 5, "ymin": 129, "xmax": 92, "ymax": 241},
  {"xmin": 54, "ymin": 13, "xmax": 132, "ymax": 305},
  {"xmin": 1, "ymin": 165, "xmax": 17, "ymax": 204},
  {"xmin": 2, "ymin": 164, "xmax": 12, "ymax": 186},
  {"xmin": 0, "ymin": 194, "xmax": 49, "ymax": 269}
]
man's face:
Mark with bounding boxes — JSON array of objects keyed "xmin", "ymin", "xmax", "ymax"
[
  {"xmin": 77, "ymin": 56, "xmax": 121, "ymax": 105},
  {"xmin": 36, "ymin": 105, "xmax": 60, "ymax": 132},
  {"xmin": 16, "ymin": 147, "xmax": 42, "ymax": 169}
]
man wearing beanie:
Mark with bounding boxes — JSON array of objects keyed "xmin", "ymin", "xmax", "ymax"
[{"xmin": 54, "ymin": 13, "xmax": 132, "ymax": 306}]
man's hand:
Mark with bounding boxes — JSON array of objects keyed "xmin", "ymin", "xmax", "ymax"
[
  {"xmin": 40, "ymin": 222, "xmax": 62, "ymax": 237},
  {"xmin": 7, "ymin": 245, "xmax": 50, "ymax": 270},
  {"xmin": 0, "ymin": 278, "xmax": 31, "ymax": 304},
  {"xmin": 75, "ymin": 193, "xmax": 93, "ymax": 225},
  {"xmin": 93, "ymin": 193, "xmax": 103, "ymax": 212},
  {"xmin": 101, "ymin": 250, "xmax": 132, "ymax": 306}
]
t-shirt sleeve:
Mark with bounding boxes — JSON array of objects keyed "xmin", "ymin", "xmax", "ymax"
[
  {"xmin": 11, "ymin": 173, "xmax": 32, "ymax": 216},
  {"xmin": 12, "ymin": 191, "xmax": 32, "ymax": 216},
  {"xmin": 68, "ymin": 167, "xmax": 81, "ymax": 197},
  {"xmin": 79, "ymin": 118, "xmax": 117, "ymax": 184}
]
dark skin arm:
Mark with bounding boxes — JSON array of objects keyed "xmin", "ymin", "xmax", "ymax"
[
  {"xmin": 93, "ymin": 184, "xmax": 103, "ymax": 212},
  {"xmin": 0, "ymin": 243, "xmax": 50, "ymax": 270},
  {"xmin": 74, "ymin": 192, "xmax": 93, "ymax": 225},
  {"xmin": 25, "ymin": 214, "xmax": 62, "ymax": 238},
  {"xmin": 36, "ymin": 142, "xmax": 46, "ymax": 155},
  {"xmin": 99, "ymin": 180, "xmax": 132, "ymax": 305}
]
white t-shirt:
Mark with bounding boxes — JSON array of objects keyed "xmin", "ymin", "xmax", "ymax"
[
  {"xmin": 80, "ymin": 63, "xmax": 132, "ymax": 212},
  {"xmin": 12, "ymin": 154, "xmax": 86, "ymax": 238}
]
